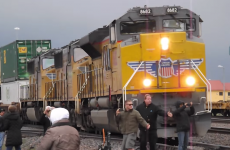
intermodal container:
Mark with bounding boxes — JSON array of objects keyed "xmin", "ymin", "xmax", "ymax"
[
  {"xmin": 0, "ymin": 40, "xmax": 51, "ymax": 82},
  {"xmin": 0, "ymin": 80, "xmax": 29, "ymax": 104}
]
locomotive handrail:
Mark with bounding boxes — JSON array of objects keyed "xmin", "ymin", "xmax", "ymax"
[
  {"xmin": 43, "ymin": 82, "xmax": 56, "ymax": 99},
  {"xmin": 122, "ymin": 61, "xmax": 144, "ymax": 109},
  {"xmin": 77, "ymin": 67, "xmax": 103, "ymax": 76},
  {"xmin": 75, "ymin": 74, "xmax": 90, "ymax": 114},
  {"xmin": 195, "ymin": 110, "xmax": 211, "ymax": 115},
  {"xmin": 192, "ymin": 68, "xmax": 210, "ymax": 109},
  {"xmin": 42, "ymin": 82, "xmax": 56, "ymax": 110},
  {"xmin": 44, "ymin": 79, "xmax": 65, "ymax": 83},
  {"xmin": 191, "ymin": 60, "xmax": 212, "ymax": 112}
]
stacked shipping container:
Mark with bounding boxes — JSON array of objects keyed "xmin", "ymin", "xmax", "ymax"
[{"xmin": 0, "ymin": 40, "xmax": 51, "ymax": 104}]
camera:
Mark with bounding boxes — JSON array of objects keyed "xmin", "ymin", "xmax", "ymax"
[
  {"xmin": 186, "ymin": 104, "xmax": 191, "ymax": 107},
  {"xmin": 46, "ymin": 106, "xmax": 54, "ymax": 111},
  {"xmin": 119, "ymin": 108, "xmax": 124, "ymax": 111}
]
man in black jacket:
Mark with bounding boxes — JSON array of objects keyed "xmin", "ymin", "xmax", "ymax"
[
  {"xmin": 136, "ymin": 94, "xmax": 172, "ymax": 150},
  {"xmin": 172, "ymin": 100, "xmax": 194, "ymax": 150},
  {"xmin": 39, "ymin": 106, "xmax": 54, "ymax": 135},
  {"xmin": 1, "ymin": 105, "xmax": 23, "ymax": 150},
  {"xmin": 0, "ymin": 108, "xmax": 5, "ymax": 150}
]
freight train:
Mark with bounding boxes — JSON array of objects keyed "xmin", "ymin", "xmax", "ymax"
[{"xmin": 2, "ymin": 5, "xmax": 212, "ymax": 144}]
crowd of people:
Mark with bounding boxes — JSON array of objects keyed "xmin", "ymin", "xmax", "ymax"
[
  {"xmin": 0, "ymin": 94, "xmax": 194, "ymax": 150},
  {"xmin": 0, "ymin": 105, "xmax": 80, "ymax": 150}
]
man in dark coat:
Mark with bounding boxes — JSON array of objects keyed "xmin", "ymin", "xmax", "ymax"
[
  {"xmin": 136, "ymin": 94, "xmax": 172, "ymax": 150},
  {"xmin": 0, "ymin": 108, "xmax": 5, "ymax": 150},
  {"xmin": 1, "ymin": 105, "xmax": 23, "ymax": 150},
  {"xmin": 39, "ymin": 106, "xmax": 54, "ymax": 135},
  {"xmin": 172, "ymin": 100, "xmax": 194, "ymax": 150}
]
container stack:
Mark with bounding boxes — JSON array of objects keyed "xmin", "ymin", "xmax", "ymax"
[{"xmin": 0, "ymin": 40, "xmax": 51, "ymax": 104}]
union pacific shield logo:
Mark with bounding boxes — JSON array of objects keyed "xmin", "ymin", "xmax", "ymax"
[
  {"xmin": 127, "ymin": 58, "xmax": 203, "ymax": 78},
  {"xmin": 158, "ymin": 58, "xmax": 174, "ymax": 78}
]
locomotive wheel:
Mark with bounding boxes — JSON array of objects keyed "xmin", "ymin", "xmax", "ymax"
[
  {"xmin": 20, "ymin": 108, "xmax": 26, "ymax": 123},
  {"xmin": 69, "ymin": 109, "xmax": 73, "ymax": 125},
  {"xmin": 39, "ymin": 107, "xmax": 43, "ymax": 120},
  {"xmin": 23, "ymin": 108, "xmax": 29, "ymax": 123},
  {"xmin": 212, "ymin": 111, "xmax": 217, "ymax": 116},
  {"xmin": 224, "ymin": 111, "xmax": 228, "ymax": 117},
  {"xmin": 70, "ymin": 109, "xmax": 76, "ymax": 127}
]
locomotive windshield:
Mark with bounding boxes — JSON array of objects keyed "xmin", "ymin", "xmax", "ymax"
[
  {"xmin": 42, "ymin": 58, "xmax": 54, "ymax": 69},
  {"xmin": 163, "ymin": 18, "xmax": 196, "ymax": 32},
  {"xmin": 120, "ymin": 20, "xmax": 156, "ymax": 34}
]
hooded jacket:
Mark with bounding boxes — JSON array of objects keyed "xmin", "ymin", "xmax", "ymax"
[
  {"xmin": 36, "ymin": 108, "xmax": 80, "ymax": 150},
  {"xmin": 116, "ymin": 109, "xmax": 148, "ymax": 134},
  {"xmin": 1, "ymin": 112, "xmax": 23, "ymax": 146},
  {"xmin": 172, "ymin": 100, "xmax": 195, "ymax": 132}
]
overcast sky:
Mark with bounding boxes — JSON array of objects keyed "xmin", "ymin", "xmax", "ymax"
[{"xmin": 0, "ymin": 0, "xmax": 229, "ymax": 82}]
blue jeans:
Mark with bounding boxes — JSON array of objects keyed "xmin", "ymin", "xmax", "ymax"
[
  {"xmin": 0, "ymin": 132, "xmax": 5, "ymax": 150},
  {"xmin": 177, "ymin": 131, "xmax": 189, "ymax": 150},
  {"xmin": 6, "ymin": 146, "xmax": 21, "ymax": 150}
]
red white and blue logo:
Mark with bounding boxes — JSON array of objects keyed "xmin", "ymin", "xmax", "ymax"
[
  {"xmin": 158, "ymin": 58, "xmax": 174, "ymax": 78},
  {"xmin": 127, "ymin": 58, "xmax": 203, "ymax": 78}
]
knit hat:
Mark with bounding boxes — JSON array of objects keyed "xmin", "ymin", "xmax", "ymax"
[{"xmin": 49, "ymin": 108, "xmax": 69, "ymax": 124}]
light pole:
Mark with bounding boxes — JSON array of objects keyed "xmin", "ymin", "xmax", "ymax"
[
  {"xmin": 218, "ymin": 65, "xmax": 225, "ymax": 102},
  {"xmin": 14, "ymin": 27, "xmax": 20, "ymax": 40}
]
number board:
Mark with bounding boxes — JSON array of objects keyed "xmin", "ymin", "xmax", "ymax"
[
  {"xmin": 166, "ymin": 7, "xmax": 178, "ymax": 14},
  {"xmin": 139, "ymin": 8, "xmax": 152, "ymax": 15}
]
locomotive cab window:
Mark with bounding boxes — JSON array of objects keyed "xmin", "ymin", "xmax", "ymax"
[
  {"xmin": 42, "ymin": 58, "xmax": 54, "ymax": 69},
  {"xmin": 163, "ymin": 18, "xmax": 196, "ymax": 32},
  {"xmin": 199, "ymin": 22, "xmax": 202, "ymax": 37},
  {"xmin": 120, "ymin": 20, "xmax": 156, "ymax": 34},
  {"xmin": 73, "ymin": 48, "xmax": 88, "ymax": 62},
  {"xmin": 27, "ymin": 61, "xmax": 35, "ymax": 74},
  {"xmin": 110, "ymin": 26, "xmax": 116, "ymax": 43},
  {"xmin": 103, "ymin": 45, "xmax": 111, "ymax": 70}
]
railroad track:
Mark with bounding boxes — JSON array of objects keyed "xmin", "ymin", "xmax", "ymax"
[
  {"xmin": 208, "ymin": 127, "xmax": 230, "ymax": 134},
  {"xmin": 211, "ymin": 118, "xmax": 230, "ymax": 123},
  {"xmin": 21, "ymin": 129, "xmax": 43, "ymax": 137},
  {"xmin": 21, "ymin": 125, "xmax": 230, "ymax": 149},
  {"xmin": 80, "ymin": 132, "xmax": 230, "ymax": 150},
  {"xmin": 21, "ymin": 125, "xmax": 43, "ymax": 137}
]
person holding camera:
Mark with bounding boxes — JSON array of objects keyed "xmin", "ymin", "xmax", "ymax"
[
  {"xmin": 172, "ymin": 101, "xmax": 195, "ymax": 150},
  {"xmin": 39, "ymin": 106, "xmax": 54, "ymax": 135},
  {"xmin": 36, "ymin": 107, "xmax": 80, "ymax": 150}
]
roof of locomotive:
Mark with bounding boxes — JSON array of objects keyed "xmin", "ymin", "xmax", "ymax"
[{"xmin": 117, "ymin": 5, "xmax": 203, "ymax": 22}]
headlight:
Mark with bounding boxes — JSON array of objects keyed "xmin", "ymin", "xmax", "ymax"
[
  {"xmin": 186, "ymin": 76, "xmax": 195, "ymax": 86},
  {"xmin": 161, "ymin": 37, "xmax": 169, "ymax": 50},
  {"xmin": 143, "ymin": 79, "xmax": 151, "ymax": 87}
]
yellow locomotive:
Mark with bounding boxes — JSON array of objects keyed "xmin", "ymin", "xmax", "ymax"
[{"xmin": 21, "ymin": 5, "xmax": 211, "ymax": 144}]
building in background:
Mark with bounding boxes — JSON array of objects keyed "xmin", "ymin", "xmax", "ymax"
[{"xmin": 207, "ymin": 80, "xmax": 230, "ymax": 116}]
